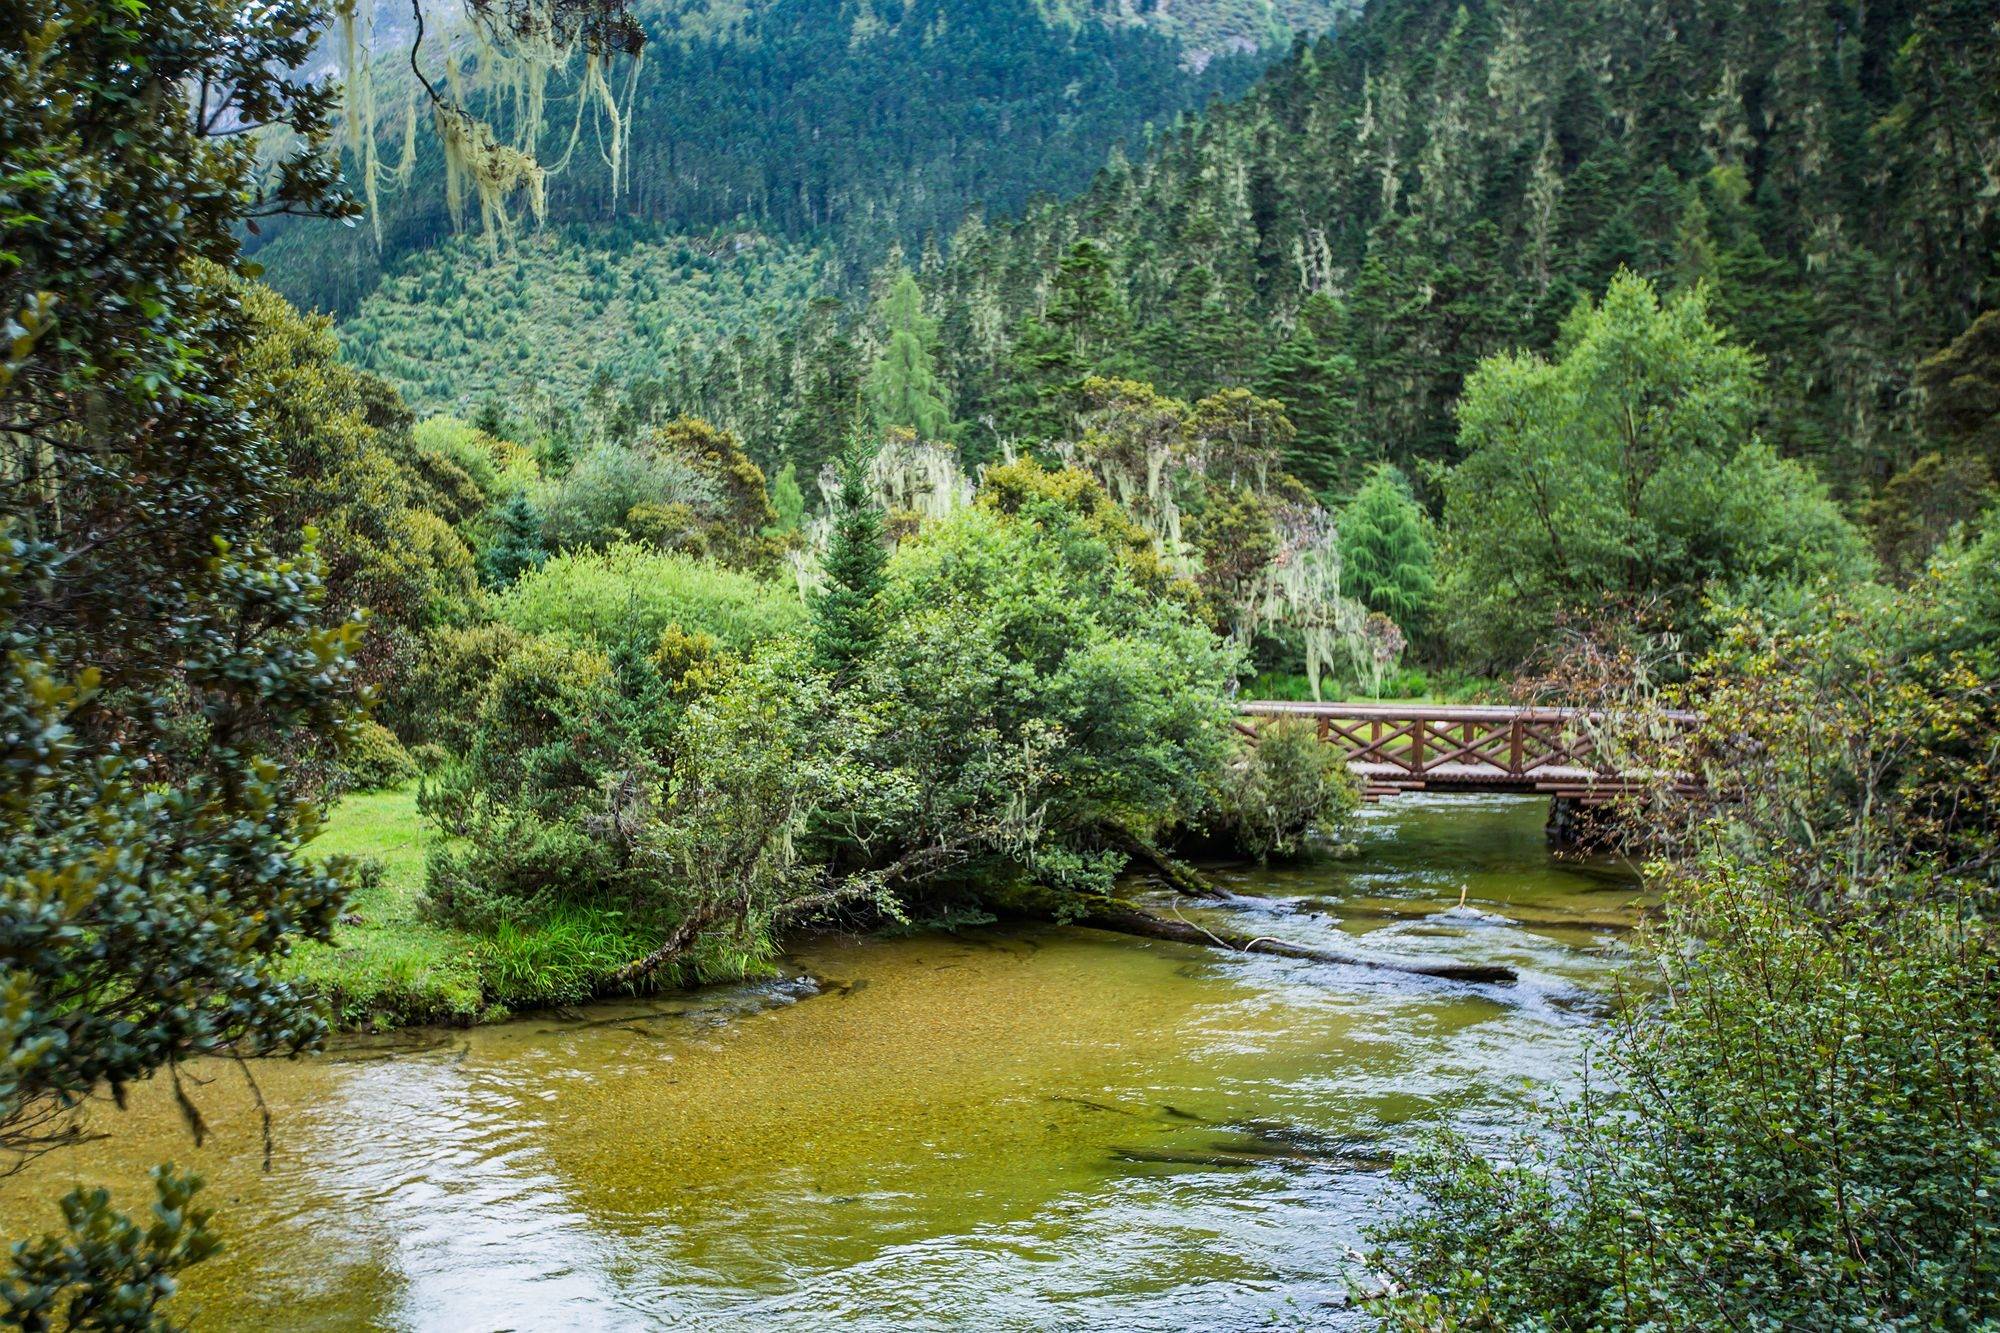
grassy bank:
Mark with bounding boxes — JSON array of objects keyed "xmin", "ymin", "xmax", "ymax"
[
  {"xmin": 291, "ymin": 786, "xmax": 487, "ymax": 1028},
  {"xmin": 292, "ymin": 787, "xmax": 664, "ymax": 1030}
]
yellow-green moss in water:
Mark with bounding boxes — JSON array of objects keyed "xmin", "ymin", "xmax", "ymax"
[{"xmin": 2, "ymin": 795, "xmax": 1641, "ymax": 1328}]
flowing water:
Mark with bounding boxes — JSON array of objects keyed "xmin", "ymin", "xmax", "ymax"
[{"xmin": 0, "ymin": 794, "xmax": 1646, "ymax": 1330}]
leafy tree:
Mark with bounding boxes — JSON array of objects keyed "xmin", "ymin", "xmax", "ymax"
[
  {"xmin": 811, "ymin": 447, "xmax": 890, "ymax": 672},
  {"xmin": 862, "ymin": 270, "xmax": 953, "ymax": 441},
  {"xmin": 837, "ymin": 499, "xmax": 1239, "ymax": 908},
  {"xmin": 1338, "ymin": 464, "xmax": 1436, "ymax": 630},
  {"xmin": 1439, "ymin": 274, "xmax": 1870, "ymax": 666}
]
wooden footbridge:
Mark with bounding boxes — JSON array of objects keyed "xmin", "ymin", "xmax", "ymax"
[{"xmin": 1237, "ymin": 701, "xmax": 1692, "ymax": 803}]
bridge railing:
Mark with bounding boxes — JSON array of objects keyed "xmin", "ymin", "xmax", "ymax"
[{"xmin": 1236, "ymin": 700, "xmax": 1696, "ymax": 798}]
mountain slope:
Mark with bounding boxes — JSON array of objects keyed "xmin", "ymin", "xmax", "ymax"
[
  {"xmin": 258, "ymin": 0, "xmax": 1353, "ymax": 320},
  {"xmin": 922, "ymin": 0, "xmax": 1999, "ymax": 494}
]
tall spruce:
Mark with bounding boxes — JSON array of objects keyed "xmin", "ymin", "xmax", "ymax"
[
  {"xmin": 862, "ymin": 270, "xmax": 954, "ymax": 440},
  {"xmin": 812, "ymin": 444, "xmax": 889, "ymax": 671}
]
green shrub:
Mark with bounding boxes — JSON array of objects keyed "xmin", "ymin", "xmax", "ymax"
[
  {"xmin": 1208, "ymin": 719, "xmax": 1357, "ymax": 860},
  {"xmin": 495, "ymin": 543, "xmax": 804, "ymax": 653},
  {"xmin": 464, "ymin": 634, "xmax": 619, "ymax": 814},
  {"xmin": 383, "ymin": 621, "xmax": 528, "ymax": 749},
  {"xmin": 338, "ymin": 718, "xmax": 418, "ymax": 791},
  {"xmin": 1372, "ymin": 868, "xmax": 2000, "ymax": 1330}
]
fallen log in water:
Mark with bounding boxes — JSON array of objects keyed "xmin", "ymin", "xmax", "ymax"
[
  {"xmin": 1104, "ymin": 827, "xmax": 1229, "ymax": 898},
  {"xmin": 1080, "ymin": 904, "xmax": 1518, "ymax": 985}
]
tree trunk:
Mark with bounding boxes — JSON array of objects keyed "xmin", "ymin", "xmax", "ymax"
[
  {"xmin": 1080, "ymin": 903, "xmax": 1517, "ymax": 985},
  {"xmin": 1105, "ymin": 826, "xmax": 1228, "ymax": 898}
]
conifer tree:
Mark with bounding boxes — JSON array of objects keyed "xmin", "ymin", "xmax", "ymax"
[
  {"xmin": 1339, "ymin": 464, "xmax": 1437, "ymax": 629},
  {"xmin": 483, "ymin": 492, "xmax": 550, "ymax": 587},
  {"xmin": 863, "ymin": 270, "xmax": 954, "ymax": 440},
  {"xmin": 812, "ymin": 444, "xmax": 889, "ymax": 672},
  {"xmin": 1260, "ymin": 293, "xmax": 1360, "ymax": 494},
  {"xmin": 1006, "ymin": 240, "xmax": 1132, "ymax": 441}
]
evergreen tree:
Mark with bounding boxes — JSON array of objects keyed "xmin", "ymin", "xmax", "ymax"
[
  {"xmin": 863, "ymin": 270, "xmax": 953, "ymax": 440},
  {"xmin": 1338, "ymin": 464, "xmax": 1437, "ymax": 629},
  {"xmin": 1006, "ymin": 240, "xmax": 1132, "ymax": 441},
  {"xmin": 811, "ymin": 445, "xmax": 889, "ymax": 672},
  {"xmin": 483, "ymin": 492, "xmax": 550, "ymax": 587},
  {"xmin": 1260, "ymin": 293, "xmax": 1359, "ymax": 494},
  {"xmin": 768, "ymin": 461, "xmax": 807, "ymax": 533}
]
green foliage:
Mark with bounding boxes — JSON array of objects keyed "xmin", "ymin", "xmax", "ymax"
[
  {"xmin": 538, "ymin": 441, "xmax": 721, "ymax": 553},
  {"xmin": 767, "ymin": 463, "xmax": 806, "ymax": 534},
  {"xmin": 1259, "ymin": 293, "xmax": 1360, "ymax": 494},
  {"xmin": 1338, "ymin": 464, "xmax": 1435, "ymax": 630},
  {"xmin": 863, "ymin": 270, "xmax": 953, "ymax": 440},
  {"xmin": 845, "ymin": 502, "xmax": 1240, "ymax": 905},
  {"xmin": 1440, "ymin": 275, "xmax": 1870, "ymax": 666},
  {"xmin": 337, "ymin": 719, "xmax": 419, "ymax": 792},
  {"xmin": 481, "ymin": 492, "xmax": 549, "ymax": 589},
  {"xmin": 473, "ymin": 906, "xmax": 653, "ymax": 1008},
  {"xmin": 811, "ymin": 448, "xmax": 890, "ymax": 672},
  {"xmin": 1, "ymin": 539, "xmax": 358, "ymax": 1168},
  {"xmin": 387, "ymin": 622, "xmax": 528, "ymax": 750},
  {"xmin": 233, "ymin": 276, "xmax": 489, "ymax": 638},
  {"xmin": 0, "ymin": 1166, "xmax": 219, "ymax": 1333},
  {"xmin": 496, "ymin": 544, "xmax": 805, "ymax": 654},
  {"xmin": 1372, "ymin": 515, "xmax": 2000, "ymax": 1330},
  {"xmin": 1375, "ymin": 865, "xmax": 2000, "ymax": 1332},
  {"xmin": 1207, "ymin": 721, "xmax": 1359, "ymax": 861}
]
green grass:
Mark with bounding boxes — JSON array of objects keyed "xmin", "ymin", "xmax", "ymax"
[
  {"xmin": 291, "ymin": 786, "xmax": 488, "ymax": 1029},
  {"xmin": 290, "ymin": 786, "xmax": 740, "ymax": 1030}
]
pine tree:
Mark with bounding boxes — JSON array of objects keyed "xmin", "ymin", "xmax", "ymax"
[
  {"xmin": 1339, "ymin": 464, "xmax": 1437, "ymax": 629},
  {"xmin": 811, "ymin": 446, "xmax": 889, "ymax": 672},
  {"xmin": 768, "ymin": 461, "xmax": 807, "ymax": 533},
  {"xmin": 862, "ymin": 270, "xmax": 953, "ymax": 440}
]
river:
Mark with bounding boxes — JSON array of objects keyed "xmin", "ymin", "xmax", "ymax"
[{"xmin": 0, "ymin": 793, "xmax": 1645, "ymax": 1330}]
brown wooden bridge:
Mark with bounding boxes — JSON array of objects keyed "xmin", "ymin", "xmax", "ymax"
[{"xmin": 1237, "ymin": 700, "xmax": 1692, "ymax": 803}]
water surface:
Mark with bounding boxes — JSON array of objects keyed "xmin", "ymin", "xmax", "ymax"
[{"xmin": 0, "ymin": 794, "xmax": 1643, "ymax": 1330}]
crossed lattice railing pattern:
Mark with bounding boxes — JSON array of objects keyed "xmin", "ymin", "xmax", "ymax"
[{"xmin": 1236, "ymin": 701, "xmax": 1691, "ymax": 797}]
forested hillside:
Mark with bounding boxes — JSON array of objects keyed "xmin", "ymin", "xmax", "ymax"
[
  {"xmin": 257, "ymin": 0, "xmax": 1351, "ymax": 320},
  {"xmin": 910, "ymin": 0, "xmax": 1999, "ymax": 498}
]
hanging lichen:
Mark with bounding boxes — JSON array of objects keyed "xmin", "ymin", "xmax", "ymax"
[{"xmin": 331, "ymin": 0, "xmax": 645, "ymax": 254}]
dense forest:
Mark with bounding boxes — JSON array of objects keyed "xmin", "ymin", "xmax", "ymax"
[
  {"xmin": 254, "ymin": 0, "xmax": 1347, "ymax": 318},
  {"xmin": 3, "ymin": 0, "xmax": 1998, "ymax": 1326},
  {"xmin": 877, "ymin": 0, "xmax": 1999, "ymax": 495}
]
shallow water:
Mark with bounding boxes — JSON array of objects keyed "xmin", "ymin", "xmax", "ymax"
[{"xmin": 0, "ymin": 794, "xmax": 1643, "ymax": 1330}]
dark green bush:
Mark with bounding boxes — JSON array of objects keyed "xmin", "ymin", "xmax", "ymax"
[
  {"xmin": 1372, "ymin": 868, "xmax": 2000, "ymax": 1331},
  {"xmin": 1207, "ymin": 719, "xmax": 1358, "ymax": 860}
]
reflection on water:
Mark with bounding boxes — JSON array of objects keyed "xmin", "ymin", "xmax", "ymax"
[{"xmin": 0, "ymin": 795, "xmax": 1643, "ymax": 1330}]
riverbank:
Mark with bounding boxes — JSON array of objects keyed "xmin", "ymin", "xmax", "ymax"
[
  {"xmin": 294, "ymin": 786, "xmax": 679, "ymax": 1029},
  {"xmin": 11, "ymin": 794, "xmax": 1636, "ymax": 1329}
]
